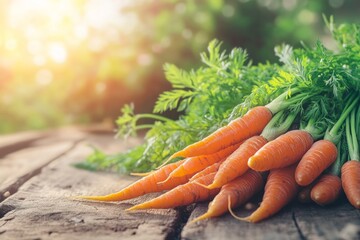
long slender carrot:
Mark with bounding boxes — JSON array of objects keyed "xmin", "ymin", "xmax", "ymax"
[
  {"xmin": 341, "ymin": 160, "xmax": 360, "ymax": 208},
  {"xmin": 310, "ymin": 174, "xmax": 342, "ymax": 206},
  {"xmin": 190, "ymin": 170, "xmax": 264, "ymax": 223},
  {"xmin": 241, "ymin": 165, "xmax": 298, "ymax": 223},
  {"xmin": 166, "ymin": 106, "xmax": 272, "ymax": 162},
  {"xmin": 248, "ymin": 130, "xmax": 313, "ymax": 172},
  {"xmin": 126, "ymin": 173, "xmax": 220, "ymax": 210},
  {"xmin": 295, "ymin": 140, "xmax": 338, "ymax": 186},
  {"xmin": 205, "ymin": 136, "xmax": 267, "ymax": 189},
  {"xmin": 76, "ymin": 159, "xmax": 190, "ymax": 202},
  {"xmin": 160, "ymin": 143, "xmax": 241, "ymax": 183},
  {"xmin": 189, "ymin": 161, "xmax": 223, "ymax": 181}
]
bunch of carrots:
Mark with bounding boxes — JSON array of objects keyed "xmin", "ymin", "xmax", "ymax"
[
  {"xmin": 77, "ymin": 90, "xmax": 360, "ymax": 223},
  {"xmin": 76, "ymin": 20, "xmax": 360, "ymax": 223}
]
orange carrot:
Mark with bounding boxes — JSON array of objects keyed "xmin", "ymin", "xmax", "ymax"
[
  {"xmin": 130, "ymin": 171, "xmax": 153, "ymax": 177},
  {"xmin": 167, "ymin": 106, "xmax": 272, "ymax": 161},
  {"xmin": 126, "ymin": 173, "xmax": 220, "ymax": 210},
  {"xmin": 161, "ymin": 143, "xmax": 240, "ymax": 183},
  {"xmin": 242, "ymin": 165, "xmax": 298, "ymax": 223},
  {"xmin": 76, "ymin": 159, "xmax": 191, "ymax": 202},
  {"xmin": 189, "ymin": 161, "xmax": 223, "ymax": 181},
  {"xmin": 205, "ymin": 136, "xmax": 267, "ymax": 189},
  {"xmin": 341, "ymin": 160, "xmax": 360, "ymax": 209},
  {"xmin": 191, "ymin": 170, "xmax": 264, "ymax": 223},
  {"xmin": 295, "ymin": 140, "xmax": 338, "ymax": 186},
  {"xmin": 310, "ymin": 174, "xmax": 342, "ymax": 206},
  {"xmin": 248, "ymin": 130, "xmax": 313, "ymax": 172}
]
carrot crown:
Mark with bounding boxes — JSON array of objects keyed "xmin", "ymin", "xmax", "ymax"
[
  {"xmin": 324, "ymin": 94, "xmax": 360, "ymax": 144},
  {"xmin": 265, "ymin": 89, "xmax": 311, "ymax": 115},
  {"xmin": 261, "ymin": 110, "xmax": 298, "ymax": 141}
]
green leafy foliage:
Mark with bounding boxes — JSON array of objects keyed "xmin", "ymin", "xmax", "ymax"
[
  {"xmin": 82, "ymin": 40, "xmax": 279, "ymax": 172},
  {"xmin": 81, "ymin": 20, "xmax": 360, "ymax": 174}
]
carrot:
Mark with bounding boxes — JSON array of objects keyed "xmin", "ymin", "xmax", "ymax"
[
  {"xmin": 190, "ymin": 170, "xmax": 264, "ymax": 223},
  {"xmin": 130, "ymin": 171, "xmax": 153, "ymax": 177},
  {"xmin": 342, "ymin": 106, "xmax": 360, "ymax": 209},
  {"xmin": 241, "ymin": 165, "xmax": 298, "ymax": 223},
  {"xmin": 310, "ymin": 174, "xmax": 342, "ymax": 206},
  {"xmin": 295, "ymin": 140, "xmax": 338, "ymax": 186},
  {"xmin": 198, "ymin": 111, "xmax": 298, "ymax": 189},
  {"xmin": 166, "ymin": 106, "xmax": 272, "ymax": 162},
  {"xmin": 341, "ymin": 160, "xmax": 360, "ymax": 209},
  {"xmin": 126, "ymin": 173, "xmax": 220, "ymax": 210},
  {"xmin": 76, "ymin": 159, "xmax": 191, "ymax": 202},
  {"xmin": 160, "ymin": 143, "xmax": 241, "ymax": 184},
  {"xmin": 189, "ymin": 161, "xmax": 223, "ymax": 181},
  {"xmin": 205, "ymin": 136, "xmax": 267, "ymax": 189},
  {"xmin": 248, "ymin": 130, "xmax": 313, "ymax": 171}
]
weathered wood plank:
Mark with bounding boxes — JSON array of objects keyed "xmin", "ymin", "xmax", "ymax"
[
  {"xmin": 182, "ymin": 202, "xmax": 302, "ymax": 240},
  {"xmin": 30, "ymin": 128, "xmax": 88, "ymax": 147},
  {"xmin": 0, "ymin": 131, "xmax": 49, "ymax": 158},
  {"xmin": 0, "ymin": 139, "xmax": 182, "ymax": 240},
  {"xmin": 293, "ymin": 200, "xmax": 360, "ymax": 240},
  {"xmin": 0, "ymin": 142, "xmax": 76, "ymax": 202},
  {"xmin": 0, "ymin": 127, "xmax": 114, "ymax": 202},
  {"xmin": 182, "ymin": 199, "xmax": 360, "ymax": 240}
]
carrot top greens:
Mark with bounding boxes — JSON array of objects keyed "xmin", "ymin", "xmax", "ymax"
[{"xmin": 76, "ymin": 19, "xmax": 360, "ymax": 173}]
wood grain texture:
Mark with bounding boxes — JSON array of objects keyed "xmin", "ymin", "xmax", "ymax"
[
  {"xmin": 182, "ymin": 200, "xmax": 360, "ymax": 240},
  {"xmin": 0, "ymin": 142, "xmax": 76, "ymax": 202},
  {"xmin": 182, "ymin": 202, "xmax": 301, "ymax": 240},
  {"xmin": 0, "ymin": 131, "xmax": 49, "ymax": 158},
  {"xmin": 293, "ymin": 199, "xmax": 360, "ymax": 240},
  {"xmin": 0, "ymin": 137, "xmax": 181, "ymax": 240}
]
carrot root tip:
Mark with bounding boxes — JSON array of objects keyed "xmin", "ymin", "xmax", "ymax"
[
  {"xmin": 69, "ymin": 196, "xmax": 87, "ymax": 201},
  {"xmin": 192, "ymin": 181, "xmax": 212, "ymax": 189},
  {"xmin": 130, "ymin": 172, "xmax": 152, "ymax": 177},
  {"xmin": 189, "ymin": 213, "xmax": 211, "ymax": 224},
  {"xmin": 355, "ymin": 201, "xmax": 360, "ymax": 209},
  {"xmin": 71, "ymin": 195, "xmax": 101, "ymax": 201},
  {"xmin": 125, "ymin": 206, "xmax": 139, "ymax": 211},
  {"xmin": 295, "ymin": 176, "xmax": 304, "ymax": 186},
  {"xmin": 227, "ymin": 195, "xmax": 248, "ymax": 222},
  {"xmin": 157, "ymin": 176, "xmax": 171, "ymax": 185},
  {"xmin": 156, "ymin": 152, "xmax": 183, "ymax": 169}
]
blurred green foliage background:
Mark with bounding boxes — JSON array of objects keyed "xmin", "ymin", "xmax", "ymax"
[{"xmin": 0, "ymin": 0, "xmax": 359, "ymax": 133}]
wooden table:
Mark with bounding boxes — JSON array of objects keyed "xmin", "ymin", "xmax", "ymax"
[{"xmin": 0, "ymin": 128, "xmax": 359, "ymax": 240}]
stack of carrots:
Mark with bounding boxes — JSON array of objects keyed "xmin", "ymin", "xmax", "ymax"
[
  {"xmin": 75, "ymin": 20, "xmax": 360, "ymax": 223},
  {"xmin": 77, "ymin": 89, "xmax": 360, "ymax": 223}
]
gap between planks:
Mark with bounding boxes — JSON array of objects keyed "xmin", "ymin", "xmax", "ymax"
[
  {"xmin": 0, "ymin": 138, "xmax": 188, "ymax": 240},
  {"xmin": 0, "ymin": 129, "xmax": 90, "ymax": 202},
  {"xmin": 0, "ymin": 140, "xmax": 82, "ymax": 203}
]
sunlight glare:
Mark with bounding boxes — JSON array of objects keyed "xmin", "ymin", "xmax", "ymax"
[
  {"xmin": 48, "ymin": 42, "xmax": 67, "ymax": 64},
  {"xmin": 36, "ymin": 69, "xmax": 53, "ymax": 86},
  {"xmin": 6, "ymin": 0, "xmax": 134, "ymax": 65}
]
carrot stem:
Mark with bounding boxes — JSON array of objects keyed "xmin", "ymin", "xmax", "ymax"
[
  {"xmin": 346, "ymin": 106, "xmax": 359, "ymax": 161},
  {"xmin": 356, "ymin": 104, "xmax": 360, "ymax": 138},
  {"xmin": 325, "ymin": 95, "xmax": 359, "ymax": 144},
  {"xmin": 350, "ymin": 108, "xmax": 359, "ymax": 160},
  {"xmin": 303, "ymin": 117, "xmax": 325, "ymax": 140},
  {"xmin": 261, "ymin": 110, "xmax": 298, "ymax": 141},
  {"xmin": 329, "ymin": 137, "xmax": 346, "ymax": 176},
  {"xmin": 134, "ymin": 113, "xmax": 173, "ymax": 123},
  {"xmin": 265, "ymin": 89, "xmax": 309, "ymax": 114}
]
